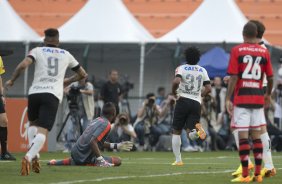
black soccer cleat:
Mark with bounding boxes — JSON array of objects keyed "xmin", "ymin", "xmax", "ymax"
[{"xmin": 0, "ymin": 152, "xmax": 16, "ymax": 161}]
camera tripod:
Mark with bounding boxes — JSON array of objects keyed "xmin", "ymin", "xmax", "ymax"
[
  {"xmin": 56, "ymin": 106, "xmax": 83, "ymax": 142},
  {"xmin": 121, "ymin": 97, "xmax": 132, "ymax": 118}
]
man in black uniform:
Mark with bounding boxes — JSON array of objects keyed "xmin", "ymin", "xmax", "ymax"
[
  {"xmin": 100, "ymin": 69, "xmax": 123, "ymax": 115},
  {"xmin": 0, "ymin": 54, "xmax": 16, "ymax": 161}
]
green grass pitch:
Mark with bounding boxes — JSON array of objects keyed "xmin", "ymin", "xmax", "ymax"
[{"xmin": 0, "ymin": 151, "xmax": 281, "ymax": 184}]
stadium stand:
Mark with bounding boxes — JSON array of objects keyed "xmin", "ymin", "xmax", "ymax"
[
  {"xmin": 123, "ymin": 0, "xmax": 203, "ymax": 37},
  {"xmin": 235, "ymin": 0, "xmax": 282, "ymax": 46},
  {"xmin": 8, "ymin": 0, "xmax": 87, "ymax": 36},
  {"xmin": 8, "ymin": 0, "xmax": 282, "ymax": 46}
]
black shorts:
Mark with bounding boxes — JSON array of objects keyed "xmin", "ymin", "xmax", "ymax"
[
  {"xmin": 172, "ymin": 97, "xmax": 201, "ymax": 131},
  {"xmin": 28, "ymin": 93, "xmax": 59, "ymax": 131},
  {"xmin": 0, "ymin": 97, "xmax": 5, "ymax": 113}
]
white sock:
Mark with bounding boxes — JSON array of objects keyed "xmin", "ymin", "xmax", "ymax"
[
  {"xmin": 28, "ymin": 126, "xmax": 37, "ymax": 147},
  {"xmin": 233, "ymin": 129, "xmax": 252, "ymax": 164},
  {"xmin": 261, "ymin": 132, "xmax": 274, "ymax": 169},
  {"xmin": 172, "ymin": 134, "xmax": 182, "ymax": 162},
  {"xmin": 233, "ymin": 129, "xmax": 239, "ymax": 149},
  {"xmin": 25, "ymin": 133, "xmax": 46, "ymax": 162},
  {"xmin": 28, "ymin": 126, "xmax": 40, "ymax": 159}
]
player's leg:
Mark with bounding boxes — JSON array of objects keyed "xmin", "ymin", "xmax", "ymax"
[
  {"xmin": 250, "ymin": 128, "xmax": 263, "ymax": 182},
  {"xmin": 103, "ymin": 156, "xmax": 121, "ymax": 166},
  {"xmin": 231, "ymin": 127, "xmax": 254, "ymax": 177},
  {"xmin": 260, "ymin": 125, "xmax": 276, "ymax": 177},
  {"xmin": 47, "ymin": 158, "xmax": 74, "ymax": 166},
  {"xmin": 85, "ymin": 156, "xmax": 121, "ymax": 167},
  {"xmin": 171, "ymin": 98, "xmax": 187, "ymax": 166},
  {"xmin": 22, "ymin": 94, "xmax": 59, "ymax": 176},
  {"xmin": 231, "ymin": 107, "xmax": 252, "ymax": 182},
  {"xmin": 0, "ymin": 110, "xmax": 16, "ymax": 160},
  {"xmin": 186, "ymin": 100, "xmax": 204, "ymax": 141}
]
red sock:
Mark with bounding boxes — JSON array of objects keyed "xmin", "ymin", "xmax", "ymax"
[
  {"xmin": 239, "ymin": 139, "xmax": 250, "ymax": 177},
  {"xmin": 253, "ymin": 139, "xmax": 263, "ymax": 176}
]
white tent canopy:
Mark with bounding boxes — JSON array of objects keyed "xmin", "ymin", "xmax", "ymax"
[
  {"xmin": 0, "ymin": 0, "xmax": 40, "ymax": 42},
  {"xmin": 59, "ymin": 0, "xmax": 154, "ymax": 43},
  {"xmin": 158, "ymin": 0, "xmax": 248, "ymax": 43}
]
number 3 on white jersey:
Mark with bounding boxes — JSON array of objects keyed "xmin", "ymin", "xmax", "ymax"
[{"xmin": 242, "ymin": 55, "xmax": 261, "ymax": 80}]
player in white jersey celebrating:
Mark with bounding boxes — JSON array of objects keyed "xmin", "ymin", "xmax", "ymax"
[
  {"xmin": 171, "ymin": 47, "xmax": 211, "ymax": 166},
  {"xmin": 5, "ymin": 28, "xmax": 87, "ymax": 176}
]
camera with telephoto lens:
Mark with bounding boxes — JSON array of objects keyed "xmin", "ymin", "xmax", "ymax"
[
  {"xmin": 67, "ymin": 86, "xmax": 82, "ymax": 109},
  {"xmin": 117, "ymin": 113, "xmax": 129, "ymax": 126},
  {"xmin": 147, "ymin": 98, "xmax": 155, "ymax": 106},
  {"xmin": 203, "ymin": 94, "xmax": 212, "ymax": 102},
  {"xmin": 170, "ymin": 99, "xmax": 176, "ymax": 106}
]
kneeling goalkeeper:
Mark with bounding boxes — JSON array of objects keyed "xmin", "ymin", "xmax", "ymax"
[{"xmin": 48, "ymin": 102, "xmax": 133, "ymax": 167}]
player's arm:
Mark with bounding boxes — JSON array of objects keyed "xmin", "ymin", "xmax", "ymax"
[
  {"xmin": 266, "ymin": 76, "xmax": 273, "ymax": 96},
  {"xmin": 64, "ymin": 66, "xmax": 88, "ymax": 87},
  {"xmin": 264, "ymin": 51, "xmax": 274, "ymax": 107},
  {"xmin": 90, "ymin": 138, "xmax": 102, "ymax": 158},
  {"xmin": 172, "ymin": 76, "xmax": 181, "ymax": 96},
  {"xmin": 225, "ymin": 75, "xmax": 238, "ymax": 115},
  {"xmin": 104, "ymin": 141, "xmax": 133, "ymax": 151},
  {"xmin": 5, "ymin": 57, "xmax": 33, "ymax": 88}
]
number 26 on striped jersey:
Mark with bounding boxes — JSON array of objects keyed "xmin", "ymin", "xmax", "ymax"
[{"xmin": 242, "ymin": 55, "xmax": 262, "ymax": 80}]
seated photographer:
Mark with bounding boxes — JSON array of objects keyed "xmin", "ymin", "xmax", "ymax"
[
  {"xmin": 108, "ymin": 113, "xmax": 137, "ymax": 143},
  {"xmin": 157, "ymin": 94, "xmax": 177, "ymax": 134},
  {"xmin": 134, "ymin": 93, "xmax": 167, "ymax": 151}
]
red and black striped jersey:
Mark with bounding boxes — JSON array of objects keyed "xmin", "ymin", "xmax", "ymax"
[{"xmin": 227, "ymin": 43, "xmax": 273, "ymax": 108}]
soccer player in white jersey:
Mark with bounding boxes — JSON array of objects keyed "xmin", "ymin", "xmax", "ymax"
[
  {"xmin": 5, "ymin": 28, "xmax": 87, "ymax": 176},
  {"xmin": 231, "ymin": 20, "xmax": 276, "ymax": 178},
  {"xmin": 171, "ymin": 47, "xmax": 211, "ymax": 166}
]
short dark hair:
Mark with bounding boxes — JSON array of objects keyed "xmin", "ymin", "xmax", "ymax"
[
  {"xmin": 243, "ymin": 22, "xmax": 257, "ymax": 39},
  {"xmin": 157, "ymin": 87, "xmax": 165, "ymax": 93},
  {"xmin": 101, "ymin": 102, "xmax": 116, "ymax": 118},
  {"xmin": 44, "ymin": 28, "xmax": 59, "ymax": 38},
  {"xmin": 184, "ymin": 46, "xmax": 201, "ymax": 65},
  {"xmin": 249, "ymin": 20, "xmax": 265, "ymax": 39},
  {"xmin": 146, "ymin": 93, "xmax": 155, "ymax": 99},
  {"xmin": 109, "ymin": 69, "xmax": 118, "ymax": 75}
]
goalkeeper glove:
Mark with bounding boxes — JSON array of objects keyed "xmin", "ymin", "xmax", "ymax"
[{"xmin": 117, "ymin": 141, "xmax": 133, "ymax": 151}]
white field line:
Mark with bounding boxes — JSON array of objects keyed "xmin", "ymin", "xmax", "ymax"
[
  {"xmin": 50, "ymin": 168, "xmax": 282, "ymax": 184},
  {"xmin": 49, "ymin": 169, "xmax": 234, "ymax": 184}
]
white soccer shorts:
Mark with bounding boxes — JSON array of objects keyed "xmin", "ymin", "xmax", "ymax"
[{"xmin": 231, "ymin": 106, "xmax": 266, "ymax": 131}]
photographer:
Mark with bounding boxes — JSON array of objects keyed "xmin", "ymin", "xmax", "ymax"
[
  {"xmin": 108, "ymin": 113, "xmax": 136, "ymax": 144},
  {"xmin": 66, "ymin": 78, "xmax": 95, "ymax": 128},
  {"xmin": 134, "ymin": 93, "xmax": 167, "ymax": 151},
  {"xmin": 63, "ymin": 78, "xmax": 94, "ymax": 152}
]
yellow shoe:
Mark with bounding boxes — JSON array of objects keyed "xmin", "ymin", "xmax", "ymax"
[
  {"xmin": 171, "ymin": 161, "xmax": 184, "ymax": 166},
  {"xmin": 195, "ymin": 123, "xmax": 206, "ymax": 140},
  {"xmin": 252, "ymin": 175, "xmax": 263, "ymax": 183},
  {"xmin": 232, "ymin": 163, "xmax": 254, "ymax": 177},
  {"xmin": 261, "ymin": 167, "xmax": 276, "ymax": 177},
  {"xmin": 231, "ymin": 175, "xmax": 251, "ymax": 183}
]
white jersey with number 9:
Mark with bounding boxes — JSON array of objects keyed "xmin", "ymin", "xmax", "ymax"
[
  {"xmin": 175, "ymin": 64, "xmax": 210, "ymax": 103},
  {"xmin": 28, "ymin": 46, "xmax": 79, "ymax": 102}
]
